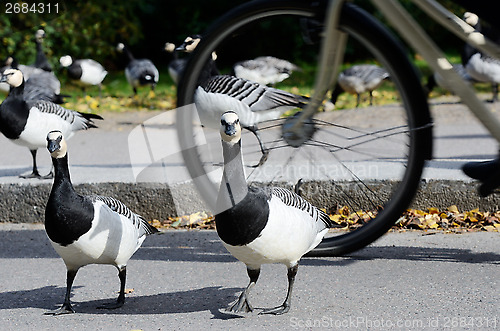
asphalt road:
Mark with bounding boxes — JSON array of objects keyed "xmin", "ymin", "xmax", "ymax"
[{"xmin": 0, "ymin": 223, "xmax": 498, "ymax": 331}]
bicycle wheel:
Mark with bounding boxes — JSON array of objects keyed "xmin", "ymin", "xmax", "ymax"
[{"xmin": 176, "ymin": 0, "xmax": 433, "ymax": 256}]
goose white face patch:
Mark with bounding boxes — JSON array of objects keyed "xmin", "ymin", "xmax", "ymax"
[
  {"xmin": 2, "ymin": 69, "xmax": 23, "ymax": 88},
  {"xmin": 184, "ymin": 36, "xmax": 200, "ymax": 53},
  {"xmin": 116, "ymin": 43, "xmax": 125, "ymax": 52},
  {"xmin": 220, "ymin": 112, "xmax": 242, "ymax": 144},
  {"xmin": 59, "ymin": 55, "xmax": 73, "ymax": 67},
  {"xmin": 47, "ymin": 131, "xmax": 68, "ymax": 159},
  {"xmin": 164, "ymin": 42, "xmax": 175, "ymax": 53}
]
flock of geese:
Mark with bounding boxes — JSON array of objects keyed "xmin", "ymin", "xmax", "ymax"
[{"xmin": 1, "ymin": 11, "xmax": 499, "ymax": 315}]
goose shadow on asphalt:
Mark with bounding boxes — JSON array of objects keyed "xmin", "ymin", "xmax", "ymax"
[{"xmin": 0, "ymin": 229, "xmax": 498, "ymax": 318}]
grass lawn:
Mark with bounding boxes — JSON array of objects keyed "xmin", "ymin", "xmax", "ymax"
[{"xmin": 1, "ymin": 54, "xmax": 494, "ymax": 114}]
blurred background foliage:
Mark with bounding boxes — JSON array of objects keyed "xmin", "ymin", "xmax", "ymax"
[{"xmin": 0, "ymin": 0, "xmax": 473, "ymax": 72}]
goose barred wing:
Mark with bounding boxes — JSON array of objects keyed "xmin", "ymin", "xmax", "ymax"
[
  {"xmin": 203, "ymin": 75, "xmax": 308, "ymax": 112},
  {"xmin": 27, "ymin": 100, "xmax": 102, "ymax": 130},
  {"xmin": 271, "ymin": 187, "xmax": 337, "ymax": 228},
  {"xmin": 25, "ymin": 71, "xmax": 61, "ymax": 94},
  {"xmin": 93, "ymin": 196, "xmax": 158, "ymax": 235},
  {"xmin": 23, "ymin": 83, "xmax": 58, "ymax": 103}
]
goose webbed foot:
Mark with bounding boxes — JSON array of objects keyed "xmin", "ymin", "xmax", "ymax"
[
  {"xmin": 259, "ymin": 303, "xmax": 290, "ymax": 315},
  {"xmin": 258, "ymin": 264, "xmax": 298, "ymax": 315},
  {"xmin": 224, "ymin": 267, "xmax": 260, "ymax": 314},
  {"xmin": 40, "ymin": 171, "xmax": 54, "ymax": 179},
  {"xmin": 225, "ymin": 291, "xmax": 254, "ymax": 314},
  {"xmin": 98, "ymin": 267, "xmax": 126, "ymax": 310},
  {"xmin": 21, "ymin": 150, "xmax": 52, "ymax": 179},
  {"xmin": 21, "ymin": 170, "xmax": 53, "ymax": 179},
  {"xmin": 44, "ymin": 303, "xmax": 75, "ymax": 315},
  {"xmin": 20, "ymin": 171, "xmax": 42, "ymax": 179}
]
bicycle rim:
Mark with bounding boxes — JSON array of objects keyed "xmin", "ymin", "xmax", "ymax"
[{"xmin": 176, "ymin": 0, "xmax": 432, "ymax": 256}]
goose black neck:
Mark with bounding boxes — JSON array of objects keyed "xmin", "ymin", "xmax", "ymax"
[
  {"xmin": 9, "ymin": 80, "xmax": 25, "ymax": 97},
  {"xmin": 52, "ymin": 154, "xmax": 73, "ymax": 188},
  {"xmin": 35, "ymin": 40, "xmax": 43, "ymax": 52},
  {"xmin": 198, "ymin": 58, "xmax": 219, "ymax": 87},
  {"xmin": 216, "ymin": 140, "xmax": 248, "ymax": 213},
  {"xmin": 122, "ymin": 45, "xmax": 135, "ymax": 62}
]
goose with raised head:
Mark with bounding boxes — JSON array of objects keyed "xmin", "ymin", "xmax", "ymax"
[
  {"xmin": 0, "ymin": 68, "xmax": 102, "ymax": 178},
  {"xmin": 215, "ymin": 111, "xmax": 339, "ymax": 315},
  {"xmin": 44, "ymin": 130, "xmax": 158, "ymax": 314}
]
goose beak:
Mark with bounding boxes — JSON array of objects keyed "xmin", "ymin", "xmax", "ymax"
[
  {"xmin": 175, "ymin": 44, "xmax": 187, "ymax": 52},
  {"xmin": 224, "ymin": 124, "xmax": 237, "ymax": 137},
  {"xmin": 47, "ymin": 140, "xmax": 60, "ymax": 153}
]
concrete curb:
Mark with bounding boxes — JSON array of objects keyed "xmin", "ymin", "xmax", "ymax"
[{"xmin": 1, "ymin": 179, "xmax": 498, "ymax": 224}]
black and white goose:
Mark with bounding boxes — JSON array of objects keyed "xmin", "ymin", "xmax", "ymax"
[
  {"xmin": 215, "ymin": 111, "xmax": 337, "ymax": 315},
  {"xmin": 59, "ymin": 55, "xmax": 107, "ymax": 96},
  {"xmin": 116, "ymin": 43, "xmax": 159, "ymax": 95},
  {"xmin": 177, "ymin": 35, "xmax": 308, "ymax": 165},
  {"xmin": 2, "ymin": 56, "xmax": 61, "ymax": 94},
  {"xmin": 44, "ymin": 131, "xmax": 158, "ymax": 315},
  {"xmin": 9, "ymin": 57, "xmax": 66, "ymax": 104},
  {"xmin": 330, "ymin": 64, "xmax": 389, "ymax": 108},
  {"xmin": 461, "ymin": 12, "xmax": 500, "ymax": 102},
  {"xmin": 164, "ymin": 42, "xmax": 187, "ymax": 85},
  {"xmin": 233, "ymin": 56, "xmax": 300, "ymax": 86},
  {"xmin": 0, "ymin": 68, "xmax": 102, "ymax": 178},
  {"xmin": 425, "ymin": 63, "xmax": 474, "ymax": 96},
  {"xmin": 34, "ymin": 29, "xmax": 53, "ymax": 72}
]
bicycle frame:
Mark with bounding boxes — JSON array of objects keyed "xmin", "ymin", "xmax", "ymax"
[{"xmin": 288, "ymin": 0, "xmax": 500, "ymax": 144}]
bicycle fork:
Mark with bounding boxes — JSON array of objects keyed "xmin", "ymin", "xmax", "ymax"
[{"xmin": 281, "ymin": 0, "xmax": 347, "ymax": 143}]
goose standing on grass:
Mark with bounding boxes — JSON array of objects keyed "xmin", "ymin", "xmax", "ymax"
[
  {"xmin": 164, "ymin": 42, "xmax": 187, "ymax": 85},
  {"xmin": 59, "ymin": 55, "xmax": 107, "ymax": 96},
  {"xmin": 34, "ymin": 29, "xmax": 53, "ymax": 72},
  {"xmin": 44, "ymin": 131, "xmax": 158, "ymax": 315},
  {"xmin": 116, "ymin": 43, "xmax": 159, "ymax": 96},
  {"xmin": 176, "ymin": 35, "xmax": 308, "ymax": 166},
  {"xmin": 215, "ymin": 111, "xmax": 338, "ymax": 315},
  {"xmin": 232, "ymin": 56, "xmax": 300, "ymax": 86},
  {"xmin": 330, "ymin": 64, "xmax": 389, "ymax": 108},
  {"xmin": 0, "ymin": 68, "xmax": 102, "ymax": 178},
  {"xmin": 461, "ymin": 12, "xmax": 500, "ymax": 102}
]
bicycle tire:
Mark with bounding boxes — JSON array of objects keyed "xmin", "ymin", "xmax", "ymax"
[{"xmin": 176, "ymin": 0, "xmax": 433, "ymax": 256}]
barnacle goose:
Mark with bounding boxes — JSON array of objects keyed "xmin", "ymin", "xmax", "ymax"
[
  {"xmin": 425, "ymin": 64, "xmax": 474, "ymax": 96},
  {"xmin": 34, "ymin": 29, "xmax": 53, "ymax": 72},
  {"xmin": 116, "ymin": 43, "xmax": 159, "ymax": 95},
  {"xmin": 44, "ymin": 131, "xmax": 158, "ymax": 314},
  {"xmin": 215, "ymin": 111, "xmax": 338, "ymax": 315},
  {"xmin": 0, "ymin": 68, "xmax": 102, "ymax": 178},
  {"xmin": 330, "ymin": 64, "xmax": 389, "ymax": 108},
  {"xmin": 461, "ymin": 12, "xmax": 500, "ymax": 102},
  {"xmin": 233, "ymin": 56, "xmax": 300, "ymax": 86},
  {"xmin": 164, "ymin": 42, "xmax": 187, "ymax": 85},
  {"xmin": 177, "ymin": 35, "xmax": 308, "ymax": 166},
  {"xmin": 60, "ymin": 55, "xmax": 107, "ymax": 96},
  {"xmin": 2, "ymin": 56, "xmax": 61, "ymax": 93}
]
